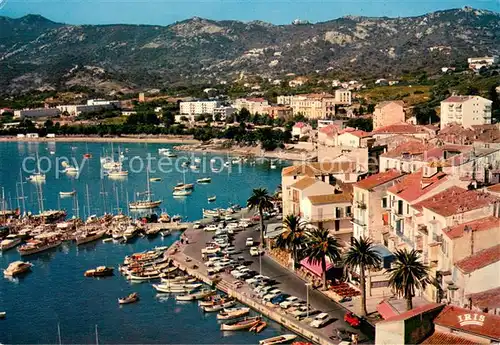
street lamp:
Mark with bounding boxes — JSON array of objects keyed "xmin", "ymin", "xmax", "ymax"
[
  {"xmin": 305, "ymin": 282, "xmax": 311, "ymax": 318},
  {"xmin": 259, "ymin": 243, "xmax": 262, "ymax": 276}
]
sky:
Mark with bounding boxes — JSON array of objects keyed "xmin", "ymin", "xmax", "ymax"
[{"xmin": 0, "ymin": 0, "xmax": 498, "ymax": 25}]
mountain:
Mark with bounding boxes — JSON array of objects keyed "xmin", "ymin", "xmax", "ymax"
[{"xmin": 0, "ymin": 8, "xmax": 499, "ymax": 94}]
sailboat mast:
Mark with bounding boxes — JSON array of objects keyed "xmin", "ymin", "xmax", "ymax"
[
  {"xmin": 19, "ymin": 169, "xmax": 26, "ymax": 214},
  {"xmin": 57, "ymin": 323, "xmax": 62, "ymax": 345},
  {"xmin": 86, "ymin": 184, "xmax": 91, "ymax": 219},
  {"xmin": 146, "ymin": 165, "xmax": 151, "ymax": 199},
  {"xmin": 95, "ymin": 325, "xmax": 99, "ymax": 345}
]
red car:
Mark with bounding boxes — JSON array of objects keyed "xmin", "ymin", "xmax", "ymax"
[
  {"xmin": 251, "ymin": 215, "xmax": 261, "ymax": 222},
  {"xmin": 344, "ymin": 312, "xmax": 360, "ymax": 327}
]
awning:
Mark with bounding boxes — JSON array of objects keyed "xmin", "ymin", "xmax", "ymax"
[{"xmin": 300, "ymin": 257, "xmax": 334, "ymax": 278}]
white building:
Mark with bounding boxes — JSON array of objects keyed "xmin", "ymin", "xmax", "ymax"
[
  {"xmin": 233, "ymin": 98, "xmax": 269, "ymax": 115},
  {"xmin": 334, "ymin": 89, "xmax": 352, "ymax": 105},
  {"xmin": 467, "ymin": 56, "xmax": 497, "ymax": 70},
  {"xmin": 13, "ymin": 108, "xmax": 60, "ymax": 119},
  {"xmin": 213, "ymin": 106, "xmax": 236, "ymax": 121},
  {"xmin": 440, "ymin": 96, "xmax": 492, "ymax": 129},
  {"xmin": 179, "ymin": 101, "xmax": 221, "ymax": 116},
  {"xmin": 86, "ymin": 99, "xmax": 120, "ymax": 107}
]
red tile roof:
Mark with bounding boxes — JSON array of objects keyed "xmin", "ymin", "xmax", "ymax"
[
  {"xmin": 282, "ymin": 162, "xmax": 357, "ymax": 177},
  {"xmin": 245, "ymin": 97, "xmax": 266, "ymax": 103},
  {"xmin": 455, "ymin": 245, "xmax": 500, "ymax": 274},
  {"xmin": 293, "ymin": 121, "xmax": 307, "ymax": 128},
  {"xmin": 420, "ymin": 332, "xmax": 477, "ymax": 345},
  {"xmin": 467, "ymin": 287, "xmax": 500, "ymax": 309},
  {"xmin": 319, "ymin": 124, "xmax": 340, "ymax": 135},
  {"xmin": 376, "ymin": 299, "xmax": 400, "ymax": 320},
  {"xmin": 382, "ymin": 303, "xmax": 443, "ymax": 322},
  {"xmin": 348, "ymin": 130, "xmax": 371, "ymax": 138},
  {"xmin": 387, "ymin": 170, "xmax": 449, "ymax": 203},
  {"xmin": 442, "ymin": 216, "xmax": 500, "ymax": 239},
  {"xmin": 487, "ymin": 183, "xmax": 500, "ymax": 194},
  {"xmin": 372, "ymin": 123, "xmax": 431, "ymax": 135},
  {"xmin": 354, "ymin": 169, "xmax": 403, "ymax": 190},
  {"xmin": 416, "ymin": 187, "xmax": 499, "ymax": 217},
  {"xmin": 381, "ymin": 141, "xmax": 435, "ymax": 158},
  {"xmin": 434, "ymin": 305, "xmax": 500, "ymax": 341}
]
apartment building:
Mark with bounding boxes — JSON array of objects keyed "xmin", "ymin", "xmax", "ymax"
[
  {"xmin": 371, "ymin": 123, "xmax": 436, "ymax": 141},
  {"xmin": 440, "ymin": 96, "xmax": 492, "ymax": 129},
  {"xmin": 13, "ymin": 107, "xmax": 60, "ymax": 119},
  {"xmin": 352, "ymin": 169, "xmax": 404, "ymax": 243},
  {"xmin": 213, "ymin": 106, "xmax": 236, "ymax": 121},
  {"xmin": 468, "ymin": 56, "xmax": 498, "ymax": 70},
  {"xmin": 233, "ymin": 98, "xmax": 269, "ymax": 115},
  {"xmin": 337, "ymin": 128, "xmax": 372, "ymax": 148},
  {"xmin": 263, "ymin": 106, "xmax": 293, "ymax": 119},
  {"xmin": 334, "ymin": 89, "xmax": 352, "ymax": 105},
  {"xmin": 291, "ymin": 122, "xmax": 312, "ymax": 138},
  {"xmin": 373, "ymin": 101, "xmax": 405, "ymax": 130},
  {"xmin": 277, "ymin": 93, "xmax": 337, "ymax": 119},
  {"xmin": 179, "ymin": 100, "xmax": 221, "ymax": 116}
]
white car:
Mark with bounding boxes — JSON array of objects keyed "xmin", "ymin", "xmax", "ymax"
[
  {"xmin": 245, "ymin": 238, "xmax": 254, "ymax": 247},
  {"xmin": 279, "ymin": 296, "xmax": 300, "ymax": 309},
  {"xmin": 224, "ymin": 215, "xmax": 233, "ymax": 221},
  {"xmin": 204, "ymin": 224, "xmax": 218, "ymax": 232},
  {"xmin": 201, "ymin": 246, "xmax": 220, "ymax": 254},
  {"xmin": 238, "ymin": 221, "xmax": 251, "ymax": 228},
  {"xmin": 233, "ymin": 268, "xmax": 250, "ymax": 279},
  {"xmin": 193, "ymin": 222, "xmax": 203, "ymax": 229},
  {"xmin": 255, "ymin": 285, "xmax": 273, "ymax": 295},
  {"xmin": 249, "ymin": 246, "xmax": 260, "ymax": 256},
  {"xmin": 263, "ymin": 289, "xmax": 281, "ymax": 301},
  {"xmin": 310, "ymin": 312, "xmax": 330, "ymax": 328}
]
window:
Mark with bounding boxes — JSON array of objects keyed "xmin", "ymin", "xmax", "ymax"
[
  {"xmin": 346, "ymin": 206, "xmax": 352, "ymax": 216},
  {"xmin": 382, "ymin": 197, "xmax": 387, "ymax": 209},
  {"xmin": 407, "ymin": 204, "xmax": 409, "ymax": 214}
]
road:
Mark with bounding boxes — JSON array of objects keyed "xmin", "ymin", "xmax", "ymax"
[{"xmin": 183, "ymin": 213, "xmax": 371, "ymax": 343}]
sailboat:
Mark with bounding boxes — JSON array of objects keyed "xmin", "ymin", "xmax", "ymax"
[
  {"xmin": 129, "ymin": 167, "xmax": 161, "ymax": 209},
  {"xmin": 28, "ymin": 152, "xmax": 46, "ymax": 182},
  {"xmin": 59, "ymin": 191, "xmax": 76, "ymax": 197},
  {"xmin": 173, "ymin": 170, "xmax": 192, "ymax": 197}
]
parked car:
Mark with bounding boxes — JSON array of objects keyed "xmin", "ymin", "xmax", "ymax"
[
  {"xmin": 204, "ymin": 224, "xmax": 218, "ymax": 232},
  {"xmin": 344, "ymin": 312, "xmax": 360, "ymax": 327},
  {"xmin": 249, "ymin": 246, "xmax": 260, "ymax": 256},
  {"xmin": 271, "ymin": 294, "xmax": 290, "ymax": 305},
  {"xmin": 262, "ymin": 289, "xmax": 281, "ymax": 301},
  {"xmin": 279, "ymin": 296, "xmax": 300, "ymax": 309},
  {"xmin": 310, "ymin": 312, "xmax": 330, "ymax": 328},
  {"xmin": 251, "ymin": 215, "xmax": 260, "ymax": 222},
  {"xmin": 193, "ymin": 221, "xmax": 204, "ymax": 229},
  {"xmin": 238, "ymin": 221, "xmax": 251, "ymax": 228},
  {"xmin": 245, "ymin": 238, "xmax": 254, "ymax": 246}
]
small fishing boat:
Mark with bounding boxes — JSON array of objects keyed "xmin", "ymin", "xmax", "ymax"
[
  {"xmin": 1, "ymin": 234, "xmax": 22, "ymax": 251},
  {"xmin": 171, "ymin": 214, "xmax": 182, "ymax": 222},
  {"xmin": 160, "ymin": 230, "xmax": 171, "ymax": 237},
  {"xmin": 0, "ymin": 312, "xmax": 5, "ymax": 319},
  {"xmin": 259, "ymin": 334, "xmax": 297, "ymax": 345},
  {"xmin": 217, "ymin": 307, "xmax": 250, "ymax": 320},
  {"xmin": 197, "ymin": 177, "xmax": 211, "ymax": 184},
  {"xmin": 202, "ymin": 300, "xmax": 236, "ymax": 312},
  {"xmin": 118, "ymin": 292, "xmax": 139, "ymax": 305},
  {"xmin": 252, "ymin": 321, "xmax": 267, "ymax": 333},
  {"xmin": 176, "ymin": 289, "xmax": 216, "ymax": 301},
  {"xmin": 83, "ymin": 153, "xmax": 92, "ymax": 159},
  {"xmin": 108, "ymin": 169, "xmax": 128, "ymax": 178},
  {"xmin": 220, "ymin": 316, "xmax": 260, "ymax": 331},
  {"xmin": 190, "ymin": 165, "xmax": 199, "ymax": 171},
  {"xmin": 173, "ymin": 189, "xmax": 192, "ymax": 197},
  {"xmin": 207, "ymin": 196, "xmax": 216, "ymax": 202},
  {"xmin": 270, "ymin": 162, "xmax": 277, "ymax": 169},
  {"xmin": 161, "ymin": 277, "xmax": 196, "ymax": 284},
  {"xmin": 102, "ymin": 238, "xmax": 113, "ymax": 243},
  {"xmin": 149, "ymin": 177, "xmax": 162, "ymax": 182},
  {"xmin": 59, "ymin": 191, "xmax": 76, "ymax": 197},
  {"xmin": 84, "ymin": 266, "xmax": 114, "ymax": 277},
  {"xmin": 65, "ymin": 166, "xmax": 79, "ymax": 174},
  {"xmin": 28, "ymin": 173, "xmax": 46, "ymax": 182},
  {"xmin": 153, "ymin": 284, "xmax": 201, "ymax": 293},
  {"xmin": 3, "ymin": 261, "xmax": 32, "ymax": 277},
  {"xmin": 173, "ymin": 183, "xmax": 194, "ymax": 191}
]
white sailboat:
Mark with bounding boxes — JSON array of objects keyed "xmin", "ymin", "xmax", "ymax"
[
  {"xmin": 129, "ymin": 167, "xmax": 161, "ymax": 209},
  {"xmin": 28, "ymin": 152, "xmax": 46, "ymax": 182},
  {"xmin": 173, "ymin": 170, "xmax": 192, "ymax": 197}
]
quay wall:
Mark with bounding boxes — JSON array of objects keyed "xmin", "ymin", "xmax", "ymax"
[{"xmin": 169, "ymin": 246, "xmax": 335, "ymax": 345}]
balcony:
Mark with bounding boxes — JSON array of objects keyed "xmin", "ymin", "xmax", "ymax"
[
  {"xmin": 355, "ymin": 201, "xmax": 367, "ymax": 210},
  {"xmin": 418, "ymin": 224, "xmax": 428, "ymax": 235},
  {"xmin": 304, "ymin": 212, "xmax": 352, "ymax": 223},
  {"xmin": 396, "ymin": 231, "xmax": 415, "ymax": 247},
  {"xmin": 351, "ymin": 217, "xmax": 366, "ymax": 227}
]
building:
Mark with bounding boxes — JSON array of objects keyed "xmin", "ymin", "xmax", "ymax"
[
  {"xmin": 13, "ymin": 108, "xmax": 60, "ymax": 119},
  {"xmin": 291, "ymin": 122, "xmax": 311, "ymax": 138},
  {"xmin": 317, "ymin": 124, "xmax": 340, "ymax": 146},
  {"xmin": 86, "ymin": 99, "xmax": 120, "ymax": 107},
  {"xmin": 334, "ymin": 89, "xmax": 352, "ymax": 105},
  {"xmin": 263, "ymin": 106, "xmax": 293, "ymax": 119},
  {"xmin": 213, "ymin": 106, "xmax": 236, "ymax": 121},
  {"xmin": 233, "ymin": 98, "xmax": 269, "ymax": 115},
  {"xmin": 288, "ymin": 76, "xmax": 309, "ymax": 87},
  {"xmin": 57, "ymin": 100, "xmax": 120, "ymax": 116},
  {"xmin": 468, "ymin": 56, "xmax": 498, "ymax": 71},
  {"xmin": 438, "ymin": 124, "xmax": 500, "ymax": 148},
  {"xmin": 179, "ymin": 100, "xmax": 221, "ymax": 116},
  {"xmin": 373, "ymin": 101, "xmax": 405, "ymax": 129},
  {"xmin": 440, "ymin": 96, "xmax": 492, "ymax": 129},
  {"xmin": 371, "ymin": 123, "xmax": 436, "ymax": 141},
  {"xmin": 277, "ymin": 93, "xmax": 336, "ymax": 119},
  {"xmin": 336, "ymin": 128, "xmax": 372, "ymax": 148},
  {"xmin": 352, "ymin": 170, "xmax": 404, "ymax": 243}
]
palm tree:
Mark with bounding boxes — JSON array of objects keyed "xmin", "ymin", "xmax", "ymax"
[
  {"xmin": 343, "ymin": 237, "xmax": 382, "ymax": 317},
  {"xmin": 247, "ymin": 188, "xmax": 274, "ymax": 247},
  {"xmin": 275, "ymin": 215, "xmax": 307, "ymax": 268},
  {"xmin": 387, "ymin": 249, "xmax": 431, "ymax": 311},
  {"xmin": 302, "ymin": 228, "xmax": 342, "ymax": 289}
]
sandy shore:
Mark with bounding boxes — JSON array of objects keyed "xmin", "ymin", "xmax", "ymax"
[
  {"xmin": 0, "ymin": 135, "xmax": 200, "ymax": 144},
  {"xmin": 173, "ymin": 142, "xmax": 316, "ymax": 162}
]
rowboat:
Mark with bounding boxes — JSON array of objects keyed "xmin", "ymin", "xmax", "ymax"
[
  {"xmin": 118, "ymin": 292, "xmax": 139, "ymax": 305},
  {"xmin": 0, "ymin": 312, "xmax": 5, "ymax": 319},
  {"xmin": 208, "ymin": 196, "xmax": 216, "ymax": 202},
  {"xmin": 176, "ymin": 289, "xmax": 216, "ymax": 301},
  {"xmin": 202, "ymin": 300, "xmax": 236, "ymax": 312},
  {"xmin": 149, "ymin": 177, "xmax": 162, "ymax": 182},
  {"xmin": 217, "ymin": 307, "xmax": 250, "ymax": 320},
  {"xmin": 197, "ymin": 177, "xmax": 211, "ymax": 183},
  {"xmin": 220, "ymin": 316, "xmax": 260, "ymax": 331},
  {"xmin": 152, "ymin": 284, "xmax": 198, "ymax": 294},
  {"xmin": 84, "ymin": 266, "xmax": 114, "ymax": 277},
  {"xmin": 259, "ymin": 334, "xmax": 297, "ymax": 345},
  {"xmin": 59, "ymin": 191, "xmax": 76, "ymax": 197}
]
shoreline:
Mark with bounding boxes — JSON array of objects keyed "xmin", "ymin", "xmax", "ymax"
[{"xmin": 0, "ymin": 135, "xmax": 200, "ymax": 144}]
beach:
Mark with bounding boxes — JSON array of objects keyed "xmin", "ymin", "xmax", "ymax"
[{"xmin": 0, "ymin": 135, "xmax": 199, "ymax": 144}]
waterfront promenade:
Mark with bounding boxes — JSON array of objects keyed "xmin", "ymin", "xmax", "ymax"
[{"xmin": 168, "ymin": 212, "xmax": 369, "ymax": 344}]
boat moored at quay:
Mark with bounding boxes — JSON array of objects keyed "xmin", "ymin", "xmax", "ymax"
[{"xmin": 17, "ymin": 233, "xmax": 62, "ymax": 256}]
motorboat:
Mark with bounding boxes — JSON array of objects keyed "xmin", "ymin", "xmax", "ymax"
[
  {"xmin": 145, "ymin": 227, "xmax": 161, "ymax": 237},
  {"xmin": 18, "ymin": 236, "xmax": 61, "ymax": 256},
  {"xmin": 161, "ymin": 277, "xmax": 196, "ymax": 284},
  {"xmin": 259, "ymin": 335, "xmax": 297, "ymax": 345},
  {"xmin": 176, "ymin": 289, "xmax": 216, "ymax": 301},
  {"xmin": 189, "ymin": 165, "xmax": 199, "ymax": 171},
  {"xmin": 84, "ymin": 266, "xmax": 114, "ymax": 277},
  {"xmin": 217, "ymin": 307, "xmax": 250, "ymax": 320},
  {"xmin": 0, "ymin": 234, "xmax": 22, "ymax": 251},
  {"xmin": 127, "ymin": 272, "xmax": 162, "ymax": 281},
  {"xmin": 76, "ymin": 229, "xmax": 107, "ymax": 245},
  {"xmin": 197, "ymin": 177, "xmax": 211, "ymax": 184},
  {"xmin": 160, "ymin": 230, "xmax": 171, "ymax": 237},
  {"xmin": 270, "ymin": 162, "xmax": 277, "ymax": 169},
  {"xmin": 129, "ymin": 200, "xmax": 161, "ymax": 209},
  {"xmin": 207, "ymin": 196, "xmax": 216, "ymax": 202},
  {"xmin": 108, "ymin": 169, "xmax": 128, "ymax": 178},
  {"xmin": 3, "ymin": 261, "xmax": 32, "ymax": 276},
  {"xmin": 194, "ymin": 158, "xmax": 201, "ymax": 164},
  {"xmin": 149, "ymin": 177, "xmax": 162, "ymax": 182},
  {"xmin": 59, "ymin": 191, "xmax": 76, "ymax": 197},
  {"xmin": 0, "ymin": 312, "xmax": 5, "ymax": 319},
  {"xmin": 65, "ymin": 166, "xmax": 79, "ymax": 175},
  {"xmin": 28, "ymin": 173, "xmax": 46, "ymax": 182},
  {"xmin": 202, "ymin": 300, "xmax": 236, "ymax": 312},
  {"xmin": 152, "ymin": 284, "xmax": 201, "ymax": 293},
  {"xmin": 123, "ymin": 225, "xmax": 139, "ymax": 241},
  {"xmin": 159, "ymin": 149, "xmax": 177, "ymax": 157},
  {"xmin": 118, "ymin": 292, "xmax": 139, "ymax": 305},
  {"xmin": 173, "ymin": 183, "xmax": 194, "ymax": 191},
  {"xmin": 171, "ymin": 214, "xmax": 182, "ymax": 222},
  {"xmin": 220, "ymin": 316, "xmax": 260, "ymax": 330},
  {"xmin": 155, "ymin": 282, "xmax": 202, "ymax": 290},
  {"xmin": 173, "ymin": 189, "xmax": 192, "ymax": 197}
]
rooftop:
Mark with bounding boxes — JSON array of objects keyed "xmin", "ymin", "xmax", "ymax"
[
  {"xmin": 245, "ymin": 97, "xmax": 267, "ymax": 103},
  {"xmin": 307, "ymin": 192, "xmax": 352, "ymax": 205},
  {"xmin": 319, "ymin": 124, "xmax": 340, "ymax": 136},
  {"xmin": 381, "ymin": 141, "xmax": 435, "ymax": 159},
  {"xmin": 434, "ymin": 305, "xmax": 500, "ymax": 341},
  {"xmin": 375, "ymin": 100, "xmax": 405, "ymax": 109},
  {"xmin": 487, "ymin": 183, "xmax": 500, "ymax": 194},
  {"xmin": 438, "ymin": 124, "xmax": 500, "ymax": 145},
  {"xmin": 455, "ymin": 244, "xmax": 500, "ymax": 274},
  {"xmin": 289, "ymin": 177, "xmax": 317, "ymax": 190},
  {"xmin": 340, "ymin": 129, "xmax": 371, "ymax": 138},
  {"xmin": 381, "ymin": 303, "xmax": 443, "ymax": 322},
  {"xmin": 442, "ymin": 95, "xmax": 492, "ymax": 104},
  {"xmin": 417, "ymin": 187, "xmax": 498, "ymax": 217},
  {"xmin": 293, "ymin": 121, "xmax": 307, "ymax": 128},
  {"xmin": 420, "ymin": 332, "xmax": 477, "ymax": 345},
  {"xmin": 467, "ymin": 286, "xmax": 500, "ymax": 309},
  {"xmin": 282, "ymin": 162, "xmax": 358, "ymax": 177},
  {"xmin": 354, "ymin": 169, "xmax": 403, "ymax": 190},
  {"xmin": 442, "ymin": 216, "xmax": 500, "ymax": 239},
  {"xmin": 387, "ymin": 170, "xmax": 449, "ymax": 203},
  {"xmin": 372, "ymin": 123, "xmax": 433, "ymax": 135}
]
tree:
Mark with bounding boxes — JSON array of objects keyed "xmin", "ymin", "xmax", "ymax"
[
  {"xmin": 302, "ymin": 228, "xmax": 342, "ymax": 288},
  {"xmin": 343, "ymin": 237, "xmax": 382, "ymax": 316},
  {"xmin": 275, "ymin": 215, "xmax": 307, "ymax": 268},
  {"xmin": 238, "ymin": 107, "xmax": 251, "ymax": 122},
  {"xmin": 387, "ymin": 249, "xmax": 431, "ymax": 311},
  {"xmin": 247, "ymin": 188, "xmax": 274, "ymax": 247},
  {"xmin": 345, "ymin": 118, "xmax": 373, "ymax": 132}
]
